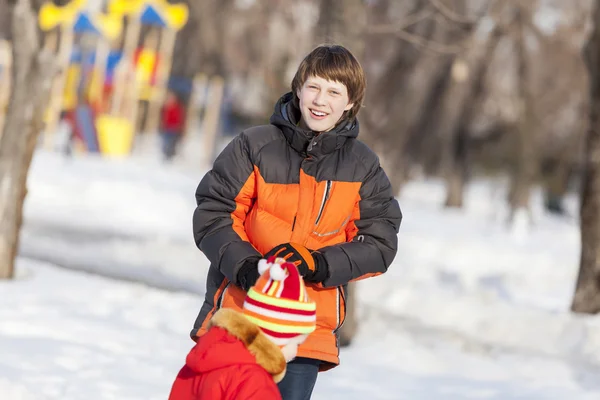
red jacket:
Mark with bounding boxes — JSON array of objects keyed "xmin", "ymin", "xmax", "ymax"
[
  {"xmin": 169, "ymin": 309, "xmax": 285, "ymax": 400},
  {"xmin": 161, "ymin": 100, "xmax": 185, "ymax": 133}
]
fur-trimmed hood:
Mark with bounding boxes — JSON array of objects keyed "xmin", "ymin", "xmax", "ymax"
[{"xmin": 186, "ymin": 308, "xmax": 287, "ymax": 383}]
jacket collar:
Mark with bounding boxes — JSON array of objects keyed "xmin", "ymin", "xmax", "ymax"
[
  {"xmin": 209, "ymin": 308, "xmax": 287, "ymax": 383},
  {"xmin": 269, "ymin": 92, "xmax": 359, "ymax": 156}
]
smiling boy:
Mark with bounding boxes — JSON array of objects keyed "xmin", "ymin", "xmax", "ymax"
[{"xmin": 189, "ymin": 44, "xmax": 402, "ymax": 399}]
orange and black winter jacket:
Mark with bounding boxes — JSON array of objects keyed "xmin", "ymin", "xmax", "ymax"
[{"xmin": 191, "ymin": 93, "xmax": 402, "ymax": 369}]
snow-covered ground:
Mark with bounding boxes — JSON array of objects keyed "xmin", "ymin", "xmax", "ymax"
[{"xmin": 1, "ymin": 149, "xmax": 600, "ymax": 399}]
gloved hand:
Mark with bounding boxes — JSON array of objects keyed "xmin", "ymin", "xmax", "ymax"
[
  {"xmin": 264, "ymin": 242, "xmax": 329, "ymax": 283},
  {"xmin": 236, "ymin": 257, "xmax": 261, "ymax": 291}
]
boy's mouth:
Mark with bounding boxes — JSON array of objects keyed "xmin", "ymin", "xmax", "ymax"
[{"xmin": 309, "ymin": 109, "xmax": 328, "ymax": 118}]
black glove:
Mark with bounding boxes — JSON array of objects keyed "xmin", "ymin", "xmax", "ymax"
[
  {"xmin": 237, "ymin": 257, "xmax": 261, "ymax": 291},
  {"xmin": 264, "ymin": 242, "xmax": 329, "ymax": 283}
]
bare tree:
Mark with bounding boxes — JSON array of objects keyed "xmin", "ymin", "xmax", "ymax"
[
  {"xmin": 335, "ymin": 0, "xmax": 481, "ymax": 345},
  {"xmin": 532, "ymin": 20, "xmax": 589, "ymax": 215},
  {"xmin": 172, "ymin": 0, "xmax": 233, "ymax": 80},
  {"xmin": 506, "ymin": 5, "xmax": 538, "ymax": 222},
  {"xmin": 0, "ymin": 0, "xmax": 55, "ymax": 279},
  {"xmin": 362, "ymin": 0, "xmax": 438, "ymax": 194},
  {"xmin": 362, "ymin": 0, "xmax": 488, "ymax": 195},
  {"xmin": 441, "ymin": 23, "xmax": 503, "ymax": 207},
  {"xmin": 316, "ymin": 0, "xmax": 342, "ymax": 43},
  {"xmin": 572, "ymin": 0, "xmax": 600, "ymax": 313},
  {"xmin": 0, "ymin": 0, "xmax": 10, "ymax": 40}
]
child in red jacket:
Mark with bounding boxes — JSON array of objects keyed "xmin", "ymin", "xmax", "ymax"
[
  {"xmin": 168, "ymin": 258, "xmax": 317, "ymax": 400},
  {"xmin": 160, "ymin": 91, "xmax": 185, "ymax": 161}
]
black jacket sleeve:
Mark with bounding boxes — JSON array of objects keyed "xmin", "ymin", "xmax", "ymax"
[
  {"xmin": 193, "ymin": 132, "xmax": 261, "ymax": 284},
  {"xmin": 319, "ymin": 164, "xmax": 402, "ymax": 287}
]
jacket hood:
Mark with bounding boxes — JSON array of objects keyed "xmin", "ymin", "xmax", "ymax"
[
  {"xmin": 185, "ymin": 308, "xmax": 287, "ymax": 383},
  {"xmin": 269, "ymin": 92, "xmax": 359, "ymax": 155}
]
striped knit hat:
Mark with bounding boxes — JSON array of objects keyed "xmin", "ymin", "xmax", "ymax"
[{"xmin": 242, "ymin": 256, "xmax": 317, "ymax": 346}]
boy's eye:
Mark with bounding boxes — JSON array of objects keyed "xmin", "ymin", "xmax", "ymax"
[
  {"xmin": 331, "ymin": 91, "xmax": 340, "ymax": 95},
  {"xmin": 308, "ymin": 85, "xmax": 318, "ymax": 89}
]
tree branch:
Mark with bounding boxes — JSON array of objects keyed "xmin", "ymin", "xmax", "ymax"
[
  {"xmin": 395, "ymin": 28, "xmax": 466, "ymax": 54},
  {"xmin": 367, "ymin": 7, "xmax": 436, "ymax": 35},
  {"xmin": 366, "ymin": 0, "xmax": 484, "ymax": 54},
  {"xmin": 428, "ymin": 0, "xmax": 479, "ymax": 26}
]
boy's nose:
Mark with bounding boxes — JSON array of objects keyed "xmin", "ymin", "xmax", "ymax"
[{"xmin": 313, "ymin": 93, "xmax": 326, "ymax": 106}]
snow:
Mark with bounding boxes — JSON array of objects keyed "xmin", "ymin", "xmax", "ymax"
[
  {"xmin": 0, "ymin": 262, "xmax": 198, "ymax": 400},
  {"xmin": 1, "ymin": 149, "xmax": 600, "ymax": 399}
]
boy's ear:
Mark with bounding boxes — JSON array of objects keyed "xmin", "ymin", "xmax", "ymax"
[
  {"xmin": 296, "ymin": 88, "xmax": 302, "ymax": 100},
  {"xmin": 344, "ymin": 102, "xmax": 354, "ymax": 111}
]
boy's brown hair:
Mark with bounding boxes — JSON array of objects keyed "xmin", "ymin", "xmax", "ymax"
[{"xmin": 291, "ymin": 44, "xmax": 367, "ymax": 121}]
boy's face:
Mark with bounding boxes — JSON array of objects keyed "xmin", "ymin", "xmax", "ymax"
[{"xmin": 296, "ymin": 76, "xmax": 354, "ymax": 133}]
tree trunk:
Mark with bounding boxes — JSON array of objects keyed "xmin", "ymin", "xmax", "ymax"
[
  {"xmin": 543, "ymin": 105, "xmax": 585, "ymax": 215},
  {"xmin": 316, "ymin": 0, "xmax": 341, "ymax": 43},
  {"xmin": 0, "ymin": 0, "xmax": 10, "ymax": 40},
  {"xmin": 572, "ymin": 0, "xmax": 600, "ymax": 313},
  {"xmin": 382, "ymin": 149, "xmax": 410, "ymax": 197},
  {"xmin": 508, "ymin": 8, "xmax": 537, "ymax": 221},
  {"xmin": 444, "ymin": 126, "xmax": 469, "ymax": 206},
  {"xmin": 0, "ymin": 0, "xmax": 54, "ymax": 279},
  {"xmin": 543, "ymin": 157, "xmax": 571, "ymax": 215},
  {"xmin": 172, "ymin": 0, "xmax": 233, "ymax": 81},
  {"xmin": 361, "ymin": 0, "xmax": 434, "ymax": 152},
  {"xmin": 443, "ymin": 25, "xmax": 503, "ymax": 207}
]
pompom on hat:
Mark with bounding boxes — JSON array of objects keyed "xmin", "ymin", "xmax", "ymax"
[{"xmin": 242, "ymin": 256, "xmax": 317, "ymax": 346}]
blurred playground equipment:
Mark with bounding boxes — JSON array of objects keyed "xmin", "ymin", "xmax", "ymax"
[{"xmin": 30, "ymin": 0, "xmax": 196, "ymax": 157}]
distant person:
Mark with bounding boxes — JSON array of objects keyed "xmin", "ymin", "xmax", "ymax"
[
  {"xmin": 160, "ymin": 91, "xmax": 186, "ymax": 161},
  {"xmin": 168, "ymin": 258, "xmax": 316, "ymax": 400},
  {"xmin": 189, "ymin": 44, "xmax": 402, "ymax": 399}
]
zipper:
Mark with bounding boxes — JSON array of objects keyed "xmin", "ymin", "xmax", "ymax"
[
  {"xmin": 291, "ymin": 215, "xmax": 297, "ymax": 231},
  {"xmin": 333, "ymin": 286, "xmax": 347, "ymax": 352},
  {"xmin": 314, "ymin": 180, "xmax": 331, "ymax": 225},
  {"xmin": 332, "ymin": 286, "xmax": 347, "ymax": 334}
]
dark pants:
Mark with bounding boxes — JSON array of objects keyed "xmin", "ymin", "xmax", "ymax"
[
  {"xmin": 160, "ymin": 131, "xmax": 180, "ymax": 161},
  {"xmin": 277, "ymin": 357, "xmax": 320, "ymax": 400}
]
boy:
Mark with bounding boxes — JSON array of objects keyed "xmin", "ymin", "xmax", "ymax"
[
  {"xmin": 169, "ymin": 258, "xmax": 316, "ymax": 400},
  {"xmin": 191, "ymin": 44, "xmax": 402, "ymax": 399}
]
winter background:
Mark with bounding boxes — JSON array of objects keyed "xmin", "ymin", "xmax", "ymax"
[{"xmin": 1, "ymin": 142, "xmax": 599, "ymax": 400}]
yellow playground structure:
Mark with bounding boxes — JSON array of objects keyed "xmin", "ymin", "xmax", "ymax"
[{"xmin": 34, "ymin": 0, "xmax": 189, "ymax": 156}]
